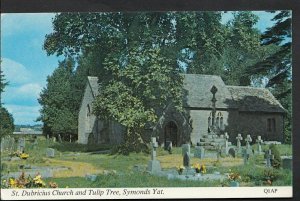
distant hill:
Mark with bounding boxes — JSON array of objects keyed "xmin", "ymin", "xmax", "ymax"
[{"xmin": 14, "ymin": 124, "xmax": 43, "ymax": 132}]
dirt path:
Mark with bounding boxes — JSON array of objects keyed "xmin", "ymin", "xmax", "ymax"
[{"xmin": 46, "ymin": 158, "xmax": 104, "ymax": 178}]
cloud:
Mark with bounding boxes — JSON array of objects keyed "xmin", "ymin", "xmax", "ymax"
[
  {"xmin": 1, "ymin": 13, "xmax": 56, "ymax": 36},
  {"xmin": 5, "ymin": 104, "xmax": 41, "ymax": 125},
  {"xmin": 2, "ymin": 83, "xmax": 42, "ymax": 106},
  {"xmin": 1, "ymin": 58, "xmax": 31, "ymax": 85}
]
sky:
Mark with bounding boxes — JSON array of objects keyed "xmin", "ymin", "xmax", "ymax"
[{"xmin": 0, "ymin": 11, "xmax": 279, "ymax": 125}]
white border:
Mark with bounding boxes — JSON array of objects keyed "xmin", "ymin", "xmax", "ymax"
[{"xmin": 1, "ymin": 187, "xmax": 293, "ymax": 200}]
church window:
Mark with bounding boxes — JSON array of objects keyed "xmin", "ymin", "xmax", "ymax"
[
  {"xmin": 267, "ymin": 118, "xmax": 276, "ymax": 132},
  {"xmin": 220, "ymin": 117, "xmax": 224, "ymax": 130},
  {"xmin": 216, "ymin": 112, "xmax": 223, "ymax": 129},
  {"xmin": 87, "ymin": 104, "xmax": 91, "ymax": 117}
]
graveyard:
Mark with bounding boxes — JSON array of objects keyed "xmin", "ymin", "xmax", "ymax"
[{"xmin": 0, "ymin": 134, "xmax": 292, "ymax": 188}]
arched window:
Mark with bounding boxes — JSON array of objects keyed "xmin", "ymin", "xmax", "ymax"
[
  {"xmin": 87, "ymin": 104, "xmax": 91, "ymax": 117},
  {"xmin": 216, "ymin": 112, "xmax": 223, "ymax": 129},
  {"xmin": 220, "ymin": 117, "xmax": 224, "ymax": 130},
  {"xmin": 86, "ymin": 104, "xmax": 91, "ymax": 132}
]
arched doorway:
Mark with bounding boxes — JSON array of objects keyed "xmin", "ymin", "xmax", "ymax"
[{"xmin": 164, "ymin": 121, "xmax": 178, "ymax": 147}]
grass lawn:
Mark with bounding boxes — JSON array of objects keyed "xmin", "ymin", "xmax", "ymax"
[{"xmin": 0, "ymin": 135, "xmax": 293, "ymax": 188}]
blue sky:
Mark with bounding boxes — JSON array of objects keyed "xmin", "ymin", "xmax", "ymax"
[{"xmin": 0, "ymin": 11, "xmax": 279, "ymax": 125}]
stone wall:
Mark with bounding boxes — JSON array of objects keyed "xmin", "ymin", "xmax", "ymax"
[
  {"xmin": 78, "ymin": 83, "xmax": 95, "ymax": 144},
  {"xmin": 189, "ymin": 109, "xmax": 231, "ymax": 145},
  {"xmin": 228, "ymin": 112, "xmax": 284, "ymax": 143}
]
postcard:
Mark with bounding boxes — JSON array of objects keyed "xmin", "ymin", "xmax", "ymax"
[{"xmin": 0, "ymin": 1, "xmax": 294, "ymax": 199}]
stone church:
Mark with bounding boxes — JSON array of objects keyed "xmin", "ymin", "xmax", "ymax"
[{"xmin": 78, "ymin": 74, "xmax": 286, "ymax": 146}]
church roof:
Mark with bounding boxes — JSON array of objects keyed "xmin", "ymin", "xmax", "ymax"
[
  {"xmin": 183, "ymin": 74, "xmax": 237, "ymax": 109},
  {"xmin": 227, "ymin": 86, "xmax": 285, "ymax": 113},
  {"xmin": 87, "ymin": 76, "xmax": 100, "ymax": 97},
  {"xmin": 87, "ymin": 74, "xmax": 285, "ymax": 113}
]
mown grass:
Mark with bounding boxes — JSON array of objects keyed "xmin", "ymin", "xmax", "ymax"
[
  {"xmin": 44, "ymin": 172, "xmax": 222, "ymax": 188},
  {"xmin": 1, "ymin": 135, "xmax": 293, "ymax": 188}
]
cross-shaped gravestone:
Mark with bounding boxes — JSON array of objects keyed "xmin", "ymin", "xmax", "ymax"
[
  {"xmin": 236, "ymin": 134, "xmax": 243, "ymax": 151},
  {"xmin": 265, "ymin": 149, "xmax": 274, "ymax": 168},
  {"xmin": 151, "ymin": 137, "xmax": 158, "ymax": 160},
  {"xmin": 147, "ymin": 137, "xmax": 161, "ymax": 174},
  {"xmin": 256, "ymin": 136, "xmax": 263, "ymax": 154},
  {"xmin": 245, "ymin": 135, "xmax": 252, "ymax": 150},
  {"xmin": 224, "ymin": 132, "xmax": 229, "ymax": 155}
]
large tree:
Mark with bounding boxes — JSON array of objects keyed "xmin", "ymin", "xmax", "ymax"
[
  {"xmin": 38, "ymin": 58, "xmax": 78, "ymax": 141},
  {"xmin": 250, "ymin": 11, "xmax": 292, "ymax": 143},
  {"xmin": 0, "ymin": 70, "xmax": 14, "ymax": 138},
  {"xmin": 44, "ymin": 12, "xmax": 185, "ymax": 153}
]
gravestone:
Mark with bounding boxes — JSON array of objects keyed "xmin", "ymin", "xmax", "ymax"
[
  {"xmin": 183, "ymin": 152, "xmax": 190, "ymax": 167},
  {"xmin": 256, "ymin": 136, "xmax": 263, "ymax": 154},
  {"xmin": 147, "ymin": 137, "xmax": 161, "ymax": 174},
  {"xmin": 85, "ymin": 174, "xmax": 98, "ymax": 182},
  {"xmin": 281, "ymin": 156, "xmax": 292, "ymax": 170},
  {"xmin": 242, "ymin": 149, "xmax": 250, "ymax": 165},
  {"xmin": 58, "ymin": 134, "xmax": 62, "ymax": 143},
  {"xmin": 265, "ymin": 150, "xmax": 274, "ymax": 168},
  {"xmin": 18, "ymin": 137, "xmax": 26, "ymax": 153},
  {"xmin": 236, "ymin": 134, "xmax": 243, "ymax": 152},
  {"xmin": 245, "ymin": 135, "xmax": 252, "ymax": 155},
  {"xmin": 228, "ymin": 148, "xmax": 236, "ymax": 158},
  {"xmin": 224, "ymin": 132, "xmax": 229, "ymax": 155},
  {"xmin": 46, "ymin": 148, "xmax": 55, "ymax": 158},
  {"xmin": 181, "ymin": 144, "xmax": 190, "ymax": 156},
  {"xmin": 165, "ymin": 141, "xmax": 172, "ymax": 154},
  {"xmin": 194, "ymin": 146, "xmax": 205, "ymax": 159}
]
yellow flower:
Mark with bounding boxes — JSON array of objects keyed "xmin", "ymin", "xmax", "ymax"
[
  {"xmin": 9, "ymin": 178, "xmax": 17, "ymax": 187},
  {"xmin": 19, "ymin": 153, "xmax": 29, "ymax": 159}
]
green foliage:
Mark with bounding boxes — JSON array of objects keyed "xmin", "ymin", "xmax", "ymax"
[
  {"xmin": 43, "ymin": 11, "xmax": 292, "ymax": 151},
  {"xmin": 0, "ymin": 70, "xmax": 8, "ymax": 95},
  {"xmin": 269, "ymin": 144, "xmax": 282, "ymax": 169},
  {"xmin": 37, "ymin": 58, "xmax": 78, "ymax": 140},
  {"xmin": 251, "ymin": 11, "xmax": 292, "ymax": 143},
  {"xmin": 0, "ymin": 107, "xmax": 14, "ymax": 138}
]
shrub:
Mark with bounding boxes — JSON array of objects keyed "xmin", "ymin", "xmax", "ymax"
[{"xmin": 269, "ymin": 144, "xmax": 281, "ymax": 169}]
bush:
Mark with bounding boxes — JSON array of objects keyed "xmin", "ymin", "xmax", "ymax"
[{"xmin": 269, "ymin": 144, "xmax": 281, "ymax": 169}]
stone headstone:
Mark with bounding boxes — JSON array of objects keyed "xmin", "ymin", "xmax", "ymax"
[
  {"xmin": 224, "ymin": 132, "xmax": 229, "ymax": 155},
  {"xmin": 165, "ymin": 141, "xmax": 172, "ymax": 154},
  {"xmin": 18, "ymin": 137, "xmax": 26, "ymax": 153},
  {"xmin": 46, "ymin": 148, "xmax": 55, "ymax": 158},
  {"xmin": 183, "ymin": 152, "xmax": 190, "ymax": 167},
  {"xmin": 58, "ymin": 134, "xmax": 62, "ymax": 143},
  {"xmin": 194, "ymin": 146, "xmax": 205, "ymax": 159},
  {"xmin": 256, "ymin": 136, "xmax": 263, "ymax": 154},
  {"xmin": 147, "ymin": 137, "xmax": 161, "ymax": 174},
  {"xmin": 85, "ymin": 174, "xmax": 98, "ymax": 182},
  {"xmin": 281, "ymin": 156, "xmax": 292, "ymax": 170},
  {"xmin": 242, "ymin": 149, "xmax": 250, "ymax": 165},
  {"xmin": 265, "ymin": 149, "xmax": 274, "ymax": 168},
  {"xmin": 181, "ymin": 144, "xmax": 190, "ymax": 156},
  {"xmin": 245, "ymin": 135, "xmax": 252, "ymax": 148},
  {"xmin": 236, "ymin": 134, "xmax": 243, "ymax": 151},
  {"xmin": 228, "ymin": 148, "xmax": 236, "ymax": 158}
]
